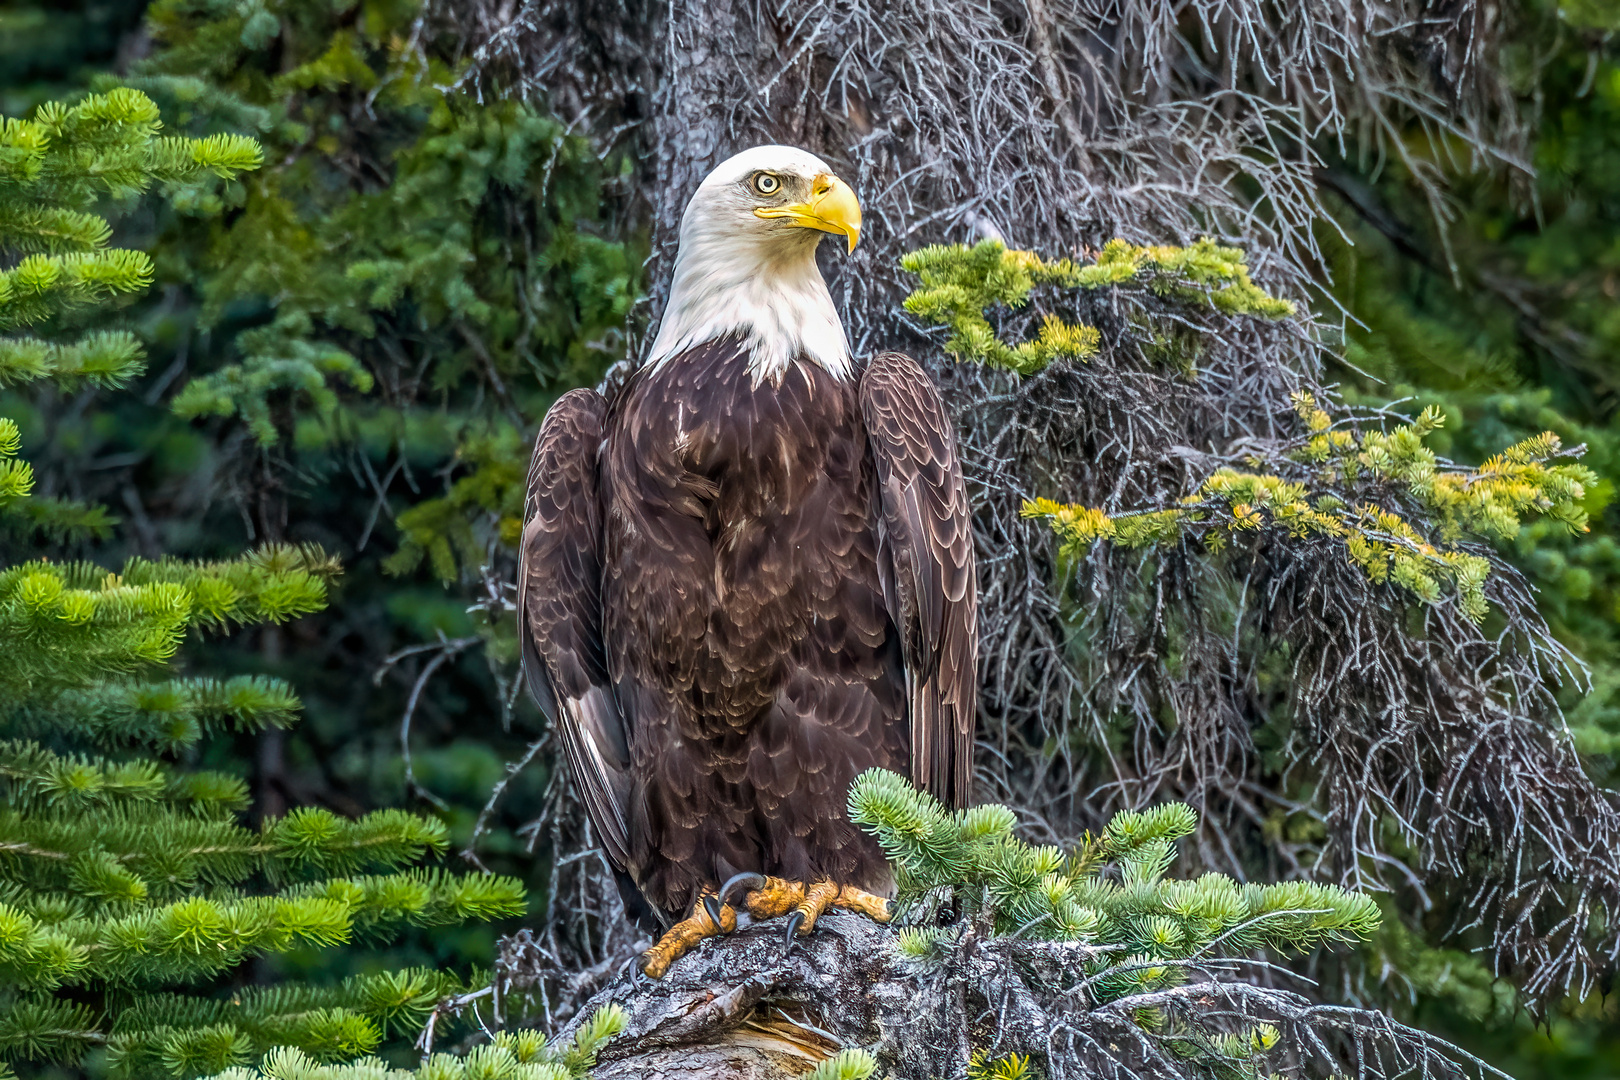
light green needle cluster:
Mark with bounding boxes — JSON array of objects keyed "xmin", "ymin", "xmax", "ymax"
[
  {"xmin": 802, "ymin": 1049, "xmax": 879, "ymax": 1080},
  {"xmin": 849, "ymin": 768, "xmax": 1379, "ymax": 1001},
  {"xmin": 900, "ymin": 239, "xmax": 1293, "ymax": 374},
  {"xmin": 1022, "ymin": 394, "xmax": 1595, "ymax": 621},
  {"xmin": 0, "ymin": 545, "xmax": 337, "ymax": 693},
  {"xmin": 967, "ymin": 1051, "xmax": 1034, "ymax": 1079},
  {"xmin": 202, "ymin": 1006, "xmax": 627, "ymax": 1080},
  {"xmin": 0, "ymin": 87, "xmax": 260, "ymax": 389},
  {"xmin": 0, "ymin": 417, "xmax": 28, "ymax": 511}
]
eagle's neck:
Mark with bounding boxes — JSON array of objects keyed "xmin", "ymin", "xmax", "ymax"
[{"xmin": 645, "ymin": 231, "xmax": 852, "ymax": 384}]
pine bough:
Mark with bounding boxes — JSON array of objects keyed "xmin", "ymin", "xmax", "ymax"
[{"xmin": 0, "ymin": 89, "xmax": 526, "ymax": 1078}]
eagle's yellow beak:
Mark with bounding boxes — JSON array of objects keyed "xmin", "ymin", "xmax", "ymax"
[{"xmin": 755, "ymin": 173, "xmax": 861, "ymax": 253}]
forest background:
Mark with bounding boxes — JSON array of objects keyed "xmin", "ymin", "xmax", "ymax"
[{"xmin": 2, "ymin": 0, "xmax": 1619, "ymax": 1076}]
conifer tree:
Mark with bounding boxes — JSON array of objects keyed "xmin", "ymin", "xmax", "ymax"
[
  {"xmin": 31, "ymin": 0, "xmax": 643, "ymax": 958},
  {"xmin": 436, "ymin": 6, "xmax": 1620, "ymax": 1070},
  {"xmin": 0, "ymin": 88, "xmax": 526, "ymax": 1078}
]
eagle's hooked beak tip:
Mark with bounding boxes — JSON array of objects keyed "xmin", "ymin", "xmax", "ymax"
[{"xmin": 757, "ymin": 172, "xmax": 861, "ymax": 253}]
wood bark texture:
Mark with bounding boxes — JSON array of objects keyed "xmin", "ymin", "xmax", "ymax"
[{"xmin": 514, "ymin": 913, "xmax": 1504, "ymax": 1080}]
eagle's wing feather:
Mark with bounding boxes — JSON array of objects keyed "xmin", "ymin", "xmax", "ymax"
[
  {"xmin": 519, "ymin": 388, "xmax": 633, "ymax": 868},
  {"xmin": 860, "ymin": 352, "xmax": 977, "ymax": 808}
]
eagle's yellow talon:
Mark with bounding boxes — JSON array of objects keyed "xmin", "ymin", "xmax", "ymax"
[
  {"xmin": 740, "ymin": 876, "xmax": 807, "ymax": 920},
  {"xmin": 741, "ymin": 877, "xmax": 892, "ymax": 932},
  {"xmin": 832, "ymin": 883, "xmax": 893, "ymax": 923},
  {"xmin": 641, "ymin": 878, "xmax": 894, "ymax": 977},
  {"xmin": 639, "ymin": 889, "xmax": 737, "ymax": 979},
  {"xmin": 793, "ymin": 879, "xmax": 842, "ymax": 935}
]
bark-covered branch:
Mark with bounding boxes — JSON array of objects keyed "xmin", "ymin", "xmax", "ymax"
[{"xmin": 520, "ymin": 914, "xmax": 1509, "ymax": 1080}]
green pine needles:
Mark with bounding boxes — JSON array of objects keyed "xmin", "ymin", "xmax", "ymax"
[
  {"xmin": 1, "ymin": 90, "xmax": 526, "ymax": 1079},
  {"xmin": 849, "ymin": 769, "xmax": 1380, "ymax": 1001},
  {"xmin": 0, "ymin": 87, "xmax": 259, "ymax": 391},
  {"xmin": 901, "ymin": 238, "xmax": 1293, "ymax": 374},
  {"xmin": 202, "ymin": 1004, "xmax": 627, "ymax": 1080},
  {"xmin": 1022, "ymin": 393, "xmax": 1595, "ymax": 621},
  {"xmin": 0, "ymin": 86, "xmax": 260, "ymax": 541},
  {"xmin": 802, "ymin": 1049, "xmax": 879, "ymax": 1080}
]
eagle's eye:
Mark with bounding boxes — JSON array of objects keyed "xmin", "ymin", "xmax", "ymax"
[{"xmin": 751, "ymin": 172, "xmax": 782, "ymax": 196}]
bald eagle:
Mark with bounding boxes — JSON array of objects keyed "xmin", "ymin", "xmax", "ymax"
[{"xmin": 519, "ymin": 146, "xmax": 976, "ymax": 977}]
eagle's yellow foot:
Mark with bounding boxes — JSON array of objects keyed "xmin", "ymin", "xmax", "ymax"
[
  {"xmin": 717, "ymin": 873, "xmax": 893, "ymax": 948},
  {"xmin": 640, "ymin": 889, "xmax": 737, "ymax": 979}
]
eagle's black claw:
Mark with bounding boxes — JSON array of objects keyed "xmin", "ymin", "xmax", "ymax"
[
  {"xmin": 718, "ymin": 871, "xmax": 766, "ymax": 908},
  {"xmin": 782, "ymin": 909, "xmax": 805, "ymax": 949},
  {"xmin": 703, "ymin": 894, "xmax": 726, "ymax": 931}
]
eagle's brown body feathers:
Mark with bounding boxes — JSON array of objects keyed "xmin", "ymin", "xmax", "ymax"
[{"xmin": 521, "ymin": 340, "xmax": 974, "ymax": 928}]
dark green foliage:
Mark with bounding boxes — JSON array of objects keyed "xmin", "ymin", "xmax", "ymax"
[
  {"xmin": 0, "ymin": 86, "xmax": 526, "ymax": 1078},
  {"xmin": 53, "ymin": 0, "xmax": 643, "ymax": 885},
  {"xmin": 0, "ymin": 676, "xmax": 302, "ymax": 752}
]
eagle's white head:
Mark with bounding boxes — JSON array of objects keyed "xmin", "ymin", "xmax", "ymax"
[{"xmin": 645, "ymin": 145, "xmax": 862, "ymax": 384}]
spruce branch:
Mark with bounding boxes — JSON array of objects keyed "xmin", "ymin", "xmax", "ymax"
[
  {"xmin": 199, "ymin": 1005, "xmax": 627, "ymax": 1080},
  {"xmin": 1022, "ymin": 393, "xmax": 1593, "ymax": 621},
  {"xmin": 850, "ymin": 769, "xmax": 1380, "ymax": 1004}
]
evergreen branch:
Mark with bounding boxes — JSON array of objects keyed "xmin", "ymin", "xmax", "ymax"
[
  {"xmin": 0, "ymin": 250, "xmax": 154, "ymax": 331},
  {"xmin": 1022, "ymin": 396, "xmax": 1594, "ymax": 620},
  {"xmin": 804, "ymin": 1049, "xmax": 878, "ymax": 1080},
  {"xmin": 0, "ymin": 87, "xmax": 261, "ymax": 335},
  {"xmin": 0, "ymin": 996, "xmax": 102, "ymax": 1063},
  {"xmin": 0, "ymin": 806, "xmax": 454, "ymax": 901},
  {"xmin": 201, "ymin": 1005, "xmax": 626, "ymax": 1080},
  {"xmin": 104, "ymin": 970, "xmax": 468, "ymax": 1078},
  {"xmin": 0, "ymin": 739, "xmax": 245, "ymax": 815},
  {"xmin": 0, "ymin": 493, "xmax": 116, "ymax": 544},
  {"xmin": 0, "ymin": 419, "xmax": 31, "ymax": 511},
  {"xmin": 850, "ymin": 769, "xmax": 1380, "ymax": 1001},
  {"xmin": 289, "ymin": 869, "xmax": 528, "ymax": 936},
  {"xmin": 171, "ymin": 340, "xmax": 373, "ymax": 446},
  {"xmin": 0, "ymin": 331, "xmax": 146, "ymax": 388},
  {"xmin": 0, "ymin": 546, "xmax": 338, "ymax": 692},
  {"xmin": 900, "ymin": 239, "xmax": 1292, "ymax": 374},
  {"xmin": 0, "ymin": 676, "xmax": 301, "ymax": 751}
]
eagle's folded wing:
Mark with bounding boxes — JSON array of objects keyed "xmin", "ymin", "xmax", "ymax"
[
  {"xmin": 519, "ymin": 388, "xmax": 633, "ymax": 868},
  {"xmin": 859, "ymin": 352, "xmax": 978, "ymax": 809}
]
